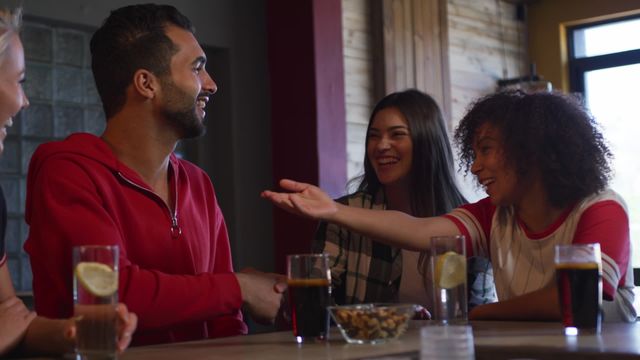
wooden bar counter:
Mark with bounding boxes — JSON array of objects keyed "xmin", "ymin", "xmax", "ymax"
[{"xmin": 113, "ymin": 321, "xmax": 640, "ymax": 360}]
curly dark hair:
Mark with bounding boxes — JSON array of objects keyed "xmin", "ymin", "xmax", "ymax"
[{"xmin": 454, "ymin": 90, "xmax": 612, "ymax": 208}]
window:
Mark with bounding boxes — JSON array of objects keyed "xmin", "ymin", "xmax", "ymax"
[{"xmin": 568, "ymin": 15, "xmax": 640, "ymax": 267}]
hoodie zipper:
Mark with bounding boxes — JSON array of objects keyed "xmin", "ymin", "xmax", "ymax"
[{"xmin": 117, "ymin": 171, "xmax": 182, "ymax": 239}]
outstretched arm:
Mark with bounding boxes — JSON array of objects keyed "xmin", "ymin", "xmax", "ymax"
[
  {"xmin": 469, "ymin": 284, "xmax": 560, "ymax": 321},
  {"xmin": 262, "ymin": 179, "xmax": 461, "ymax": 251}
]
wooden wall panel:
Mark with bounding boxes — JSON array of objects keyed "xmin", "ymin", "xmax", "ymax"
[
  {"xmin": 342, "ymin": 0, "xmax": 375, "ymax": 181},
  {"xmin": 447, "ymin": 0, "xmax": 524, "ymax": 124},
  {"xmin": 380, "ymin": 0, "xmax": 450, "ymax": 121}
]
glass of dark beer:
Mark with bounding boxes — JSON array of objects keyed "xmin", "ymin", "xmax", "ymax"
[
  {"xmin": 287, "ymin": 253, "xmax": 331, "ymax": 343},
  {"xmin": 555, "ymin": 243, "xmax": 602, "ymax": 335}
]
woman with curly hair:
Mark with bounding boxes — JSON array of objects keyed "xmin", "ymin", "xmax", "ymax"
[{"xmin": 263, "ymin": 90, "xmax": 635, "ymax": 322}]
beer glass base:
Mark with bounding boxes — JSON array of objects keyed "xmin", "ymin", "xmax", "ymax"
[
  {"xmin": 435, "ymin": 318, "xmax": 468, "ymax": 325},
  {"xmin": 75, "ymin": 351, "xmax": 117, "ymax": 360},
  {"xmin": 563, "ymin": 326, "xmax": 600, "ymax": 336},
  {"xmin": 295, "ymin": 334, "xmax": 327, "ymax": 344}
]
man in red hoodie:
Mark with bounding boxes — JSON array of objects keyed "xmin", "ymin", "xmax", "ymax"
[{"xmin": 24, "ymin": 4, "xmax": 285, "ymax": 346}]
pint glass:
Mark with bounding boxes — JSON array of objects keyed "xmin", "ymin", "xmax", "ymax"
[
  {"xmin": 430, "ymin": 236, "xmax": 468, "ymax": 324},
  {"xmin": 555, "ymin": 243, "xmax": 602, "ymax": 335},
  {"xmin": 73, "ymin": 245, "xmax": 119, "ymax": 359},
  {"xmin": 286, "ymin": 253, "xmax": 331, "ymax": 343}
]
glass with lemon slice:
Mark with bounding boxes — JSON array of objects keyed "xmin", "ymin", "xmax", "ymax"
[
  {"xmin": 73, "ymin": 245, "xmax": 119, "ymax": 360},
  {"xmin": 429, "ymin": 236, "xmax": 467, "ymax": 324}
]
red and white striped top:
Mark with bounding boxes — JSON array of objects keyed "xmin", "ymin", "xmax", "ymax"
[{"xmin": 444, "ymin": 189, "xmax": 636, "ymax": 322}]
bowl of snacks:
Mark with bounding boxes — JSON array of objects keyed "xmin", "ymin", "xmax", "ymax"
[{"xmin": 328, "ymin": 303, "xmax": 418, "ymax": 344}]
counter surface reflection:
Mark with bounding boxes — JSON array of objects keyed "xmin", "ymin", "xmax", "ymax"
[{"xmin": 116, "ymin": 321, "xmax": 640, "ymax": 360}]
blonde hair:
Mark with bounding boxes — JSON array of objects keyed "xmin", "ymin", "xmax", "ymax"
[{"xmin": 0, "ymin": 7, "xmax": 22, "ymax": 62}]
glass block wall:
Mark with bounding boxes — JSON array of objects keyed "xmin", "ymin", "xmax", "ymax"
[{"xmin": 0, "ymin": 19, "xmax": 104, "ymax": 292}]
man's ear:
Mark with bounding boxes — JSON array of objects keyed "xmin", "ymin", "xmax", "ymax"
[{"xmin": 132, "ymin": 69, "xmax": 158, "ymax": 99}]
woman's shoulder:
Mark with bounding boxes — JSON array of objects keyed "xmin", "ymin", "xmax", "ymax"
[{"xmin": 577, "ymin": 188, "xmax": 628, "ymax": 213}]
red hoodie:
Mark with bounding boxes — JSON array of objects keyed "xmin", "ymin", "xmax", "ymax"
[{"xmin": 24, "ymin": 133, "xmax": 247, "ymax": 345}]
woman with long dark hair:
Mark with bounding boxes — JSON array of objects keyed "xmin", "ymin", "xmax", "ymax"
[{"xmin": 313, "ymin": 89, "xmax": 494, "ymax": 308}]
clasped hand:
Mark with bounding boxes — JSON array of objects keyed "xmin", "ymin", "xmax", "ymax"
[{"xmin": 236, "ymin": 268, "xmax": 287, "ymax": 325}]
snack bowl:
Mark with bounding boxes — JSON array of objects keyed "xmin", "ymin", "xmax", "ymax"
[{"xmin": 328, "ymin": 303, "xmax": 417, "ymax": 344}]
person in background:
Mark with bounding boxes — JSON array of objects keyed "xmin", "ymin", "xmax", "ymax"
[
  {"xmin": 264, "ymin": 90, "xmax": 635, "ymax": 322},
  {"xmin": 23, "ymin": 3, "xmax": 285, "ymax": 346},
  {"xmin": 0, "ymin": 6, "xmax": 136, "ymax": 357},
  {"xmin": 313, "ymin": 89, "xmax": 495, "ymax": 309}
]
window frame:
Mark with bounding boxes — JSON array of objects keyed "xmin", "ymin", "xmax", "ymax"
[{"xmin": 567, "ymin": 14, "xmax": 640, "ymax": 93}]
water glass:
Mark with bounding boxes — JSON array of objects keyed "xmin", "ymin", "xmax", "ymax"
[
  {"xmin": 287, "ymin": 253, "xmax": 331, "ymax": 343},
  {"xmin": 555, "ymin": 243, "xmax": 602, "ymax": 335},
  {"xmin": 73, "ymin": 245, "xmax": 119, "ymax": 359},
  {"xmin": 430, "ymin": 235, "xmax": 467, "ymax": 324},
  {"xmin": 420, "ymin": 324, "xmax": 475, "ymax": 360}
]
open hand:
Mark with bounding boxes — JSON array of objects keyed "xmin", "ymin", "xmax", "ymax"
[{"xmin": 261, "ymin": 179, "xmax": 338, "ymax": 220}]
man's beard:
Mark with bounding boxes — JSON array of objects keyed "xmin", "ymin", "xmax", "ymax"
[{"xmin": 160, "ymin": 78, "xmax": 206, "ymax": 139}]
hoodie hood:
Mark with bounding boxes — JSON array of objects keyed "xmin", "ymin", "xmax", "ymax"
[
  {"xmin": 25, "ymin": 132, "xmax": 179, "ymax": 222},
  {"xmin": 29, "ymin": 133, "xmax": 120, "ymax": 177}
]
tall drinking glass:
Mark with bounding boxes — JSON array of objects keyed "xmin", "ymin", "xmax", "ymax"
[
  {"xmin": 430, "ymin": 235, "xmax": 467, "ymax": 324},
  {"xmin": 287, "ymin": 253, "xmax": 331, "ymax": 343},
  {"xmin": 73, "ymin": 245, "xmax": 119, "ymax": 359},
  {"xmin": 555, "ymin": 243, "xmax": 602, "ymax": 335}
]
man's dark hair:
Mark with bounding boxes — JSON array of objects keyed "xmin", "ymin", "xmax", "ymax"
[
  {"xmin": 90, "ymin": 4, "xmax": 194, "ymax": 118},
  {"xmin": 454, "ymin": 90, "xmax": 612, "ymax": 208}
]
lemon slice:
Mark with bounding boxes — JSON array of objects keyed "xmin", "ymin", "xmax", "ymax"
[
  {"xmin": 75, "ymin": 262, "xmax": 118, "ymax": 297},
  {"xmin": 434, "ymin": 251, "xmax": 466, "ymax": 289}
]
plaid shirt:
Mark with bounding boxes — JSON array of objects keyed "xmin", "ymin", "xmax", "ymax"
[
  {"xmin": 313, "ymin": 191, "xmax": 497, "ymax": 307},
  {"xmin": 312, "ymin": 191, "xmax": 402, "ymax": 305}
]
